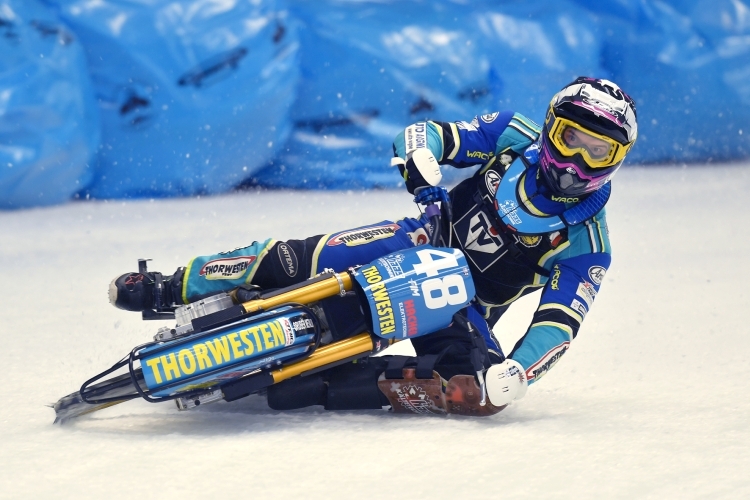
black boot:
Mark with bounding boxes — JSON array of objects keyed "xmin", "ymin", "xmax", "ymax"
[{"xmin": 108, "ymin": 268, "xmax": 185, "ymax": 312}]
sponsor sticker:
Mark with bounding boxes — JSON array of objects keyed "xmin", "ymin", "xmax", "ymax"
[
  {"xmin": 485, "ymin": 170, "xmax": 501, "ymax": 196},
  {"xmin": 581, "ymin": 84, "xmax": 627, "ymax": 115},
  {"xmin": 570, "ymin": 298, "xmax": 587, "ymax": 318},
  {"xmin": 549, "ymin": 231, "xmax": 563, "ymax": 248},
  {"xmin": 588, "ymin": 266, "xmax": 606, "ymax": 285},
  {"xmin": 142, "ymin": 316, "xmax": 296, "ymax": 388},
  {"xmin": 552, "ymin": 195, "xmax": 579, "ymax": 203},
  {"xmin": 291, "ymin": 317, "xmax": 315, "ymax": 334},
  {"xmin": 457, "ymin": 120, "xmax": 477, "ymax": 131},
  {"xmin": 408, "ymin": 279, "xmax": 421, "ymax": 297},
  {"xmin": 528, "ymin": 342, "xmax": 569, "ymax": 382},
  {"xmin": 465, "ymin": 211, "xmax": 503, "ymax": 254},
  {"xmin": 518, "ymin": 235, "xmax": 542, "ymax": 248},
  {"xmin": 277, "ymin": 317, "xmax": 296, "ymax": 346},
  {"xmin": 499, "ymin": 153, "xmax": 513, "ymax": 166},
  {"xmin": 481, "ymin": 112, "xmax": 499, "ymax": 123},
  {"xmin": 378, "ymin": 253, "xmax": 406, "ymax": 278},
  {"xmin": 576, "ymin": 282, "xmax": 597, "ymax": 308},
  {"xmin": 453, "ymin": 203, "xmax": 507, "ymax": 272},
  {"xmin": 396, "ymin": 383, "xmax": 434, "ymax": 413},
  {"xmin": 360, "ymin": 265, "xmax": 396, "ymax": 336},
  {"xmin": 498, "ymin": 199, "xmax": 522, "ymax": 225},
  {"xmin": 550, "ymin": 265, "xmax": 561, "ymax": 290},
  {"xmin": 402, "ymin": 299, "xmax": 419, "ymax": 337},
  {"xmin": 277, "ymin": 243, "xmax": 298, "ymax": 278},
  {"xmin": 404, "ymin": 122, "xmax": 427, "ymax": 153},
  {"xmin": 407, "ymin": 228, "xmax": 429, "ymax": 246},
  {"xmin": 124, "ymin": 273, "xmax": 144, "ymax": 290},
  {"xmin": 467, "ymin": 151, "xmax": 493, "ymax": 161},
  {"xmin": 199, "ymin": 256, "xmax": 255, "ymax": 280},
  {"xmin": 327, "ymin": 223, "xmax": 400, "ymax": 247}
]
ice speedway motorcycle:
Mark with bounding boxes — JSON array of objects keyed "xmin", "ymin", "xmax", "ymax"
[{"xmin": 53, "ymin": 175, "xmax": 510, "ymax": 423}]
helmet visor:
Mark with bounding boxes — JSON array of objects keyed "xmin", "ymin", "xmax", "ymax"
[{"xmin": 547, "ymin": 114, "xmax": 631, "ymax": 168}]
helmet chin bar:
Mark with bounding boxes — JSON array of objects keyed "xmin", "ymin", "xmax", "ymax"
[
  {"xmin": 557, "ymin": 172, "xmax": 578, "ymax": 190},
  {"xmin": 545, "ymin": 168, "xmax": 589, "ymax": 197}
]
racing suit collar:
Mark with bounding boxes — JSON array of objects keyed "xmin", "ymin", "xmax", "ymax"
[{"xmin": 518, "ymin": 164, "xmax": 570, "ymax": 217}]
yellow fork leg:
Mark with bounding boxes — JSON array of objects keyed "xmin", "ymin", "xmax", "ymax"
[
  {"xmin": 240, "ymin": 272, "xmax": 354, "ymax": 314},
  {"xmin": 269, "ymin": 332, "xmax": 394, "ymax": 383}
]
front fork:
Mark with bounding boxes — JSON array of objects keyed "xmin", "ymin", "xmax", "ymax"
[{"xmin": 175, "ymin": 269, "xmax": 393, "ymax": 408}]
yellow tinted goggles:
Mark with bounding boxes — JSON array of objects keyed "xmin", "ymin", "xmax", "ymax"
[{"xmin": 547, "ymin": 114, "xmax": 631, "ymax": 168}]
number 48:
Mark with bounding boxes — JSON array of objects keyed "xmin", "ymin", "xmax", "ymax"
[{"xmin": 413, "ymin": 248, "xmax": 468, "ymax": 310}]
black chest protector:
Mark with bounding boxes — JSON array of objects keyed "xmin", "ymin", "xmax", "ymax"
[{"xmin": 443, "ymin": 158, "xmax": 609, "ymax": 309}]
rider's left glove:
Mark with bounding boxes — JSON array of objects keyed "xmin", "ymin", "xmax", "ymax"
[
  {"xmin": 485, "ymin": 359, "xmax": 528, "ymax": 407},
  {"xmin": 392, "ymin": 122, "xmax": 443, "ymax": 194},
  {"xmin": 392, "ymin": 154, "xmax": 428, "ymax": 194},
  {"xmin": 391, "ymin": 148, "xmax": 442, "ymax": 195}
]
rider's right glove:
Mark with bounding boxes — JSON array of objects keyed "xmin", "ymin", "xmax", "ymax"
[{"xmin": 485, "ymin": 359, "xmax": 529, "ymax": 407}]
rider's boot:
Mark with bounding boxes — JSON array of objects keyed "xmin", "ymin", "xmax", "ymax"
[{"xmin": 108, "ymin": 268, "xmax": 186, "ymax": 312}]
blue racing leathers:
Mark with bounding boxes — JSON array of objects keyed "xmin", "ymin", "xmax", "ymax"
[
  {"xmin": 394, "ymin": 111, "xmax": 612, "ymax": 385},
  {"xmin": 179, "ymin": 111, "xmax": 612, "ymax": 389}
]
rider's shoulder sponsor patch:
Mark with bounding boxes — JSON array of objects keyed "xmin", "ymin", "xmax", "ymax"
[{"xmin": 481, "ymin": 112, "xmax": 499, "ymax": 123}]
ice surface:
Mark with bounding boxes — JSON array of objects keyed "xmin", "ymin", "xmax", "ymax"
[{"xmin": 1, "ymin": 165, "xmax": 749, "ymax": 499}]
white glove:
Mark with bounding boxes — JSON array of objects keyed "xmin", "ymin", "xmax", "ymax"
[
  {"xmin": 485, "ymin": 359, "xmax": 528, "ymax": 407},
  {"xmin": 391, "ymin": 148, "xmax": 442, "ymax": 194}
]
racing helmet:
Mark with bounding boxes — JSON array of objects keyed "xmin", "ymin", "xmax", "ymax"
[{"xmin": 538, "ymin": 77, "xmax": 638, "ymax": 197}]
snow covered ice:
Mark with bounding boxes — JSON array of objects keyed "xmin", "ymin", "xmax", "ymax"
[{"xmin": 1, "ymin": 165, "xmax": 749, "ymax": 499}]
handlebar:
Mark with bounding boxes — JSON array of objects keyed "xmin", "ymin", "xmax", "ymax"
[{"xmin": 413, "ymin": 186, "xmax": 452, "ymax": 247}]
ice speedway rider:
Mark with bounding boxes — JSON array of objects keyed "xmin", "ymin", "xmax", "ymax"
[{"xmin": 109, "ymin": 77, "xmax": 638, "ymax": 414}]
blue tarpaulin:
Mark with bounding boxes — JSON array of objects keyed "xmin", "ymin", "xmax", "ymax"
[
  {"xmin": 1, "ymin": 0, "xmax": 749, "ymax": 206},
  {"xmin": 0, "ymin": 0, "xmax": 99, "ymax": 208},
  {"xmin": 48, "ymin": 0, "xmax": 299, "ymax": 199},
  {"xmin": 253, "ymin": 0, "xmax": 750, "ymax": 188},
  {"xmin": 253, "ymin": 0, "xmax": 609, "ymax": 188}
]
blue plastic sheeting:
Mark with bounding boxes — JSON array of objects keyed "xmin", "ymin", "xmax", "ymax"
[
  {"xmin": 252, "ymin": 0, "xmax": 750, "ymax": 189},
  {"xmin": 0, "ymin": 0, "xmax": 99, "ymax": 209},
  {"xmin": 48, "ymin": 0, "xmax": 299, "ymax": 199},
  {"xmin": 2, "ymin": 0, "xmax": 750, "ymax": 206},
  {"xmin": 248, "ymin": 0, "xmax": 611, "ymax": 188},
  {"xmin": 252, "ymin": 1, "xmax": 503, "ymax": 189},
  {"xmin": 570, "ymin": 0, "xmax": 750, "ymax": 164}
]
